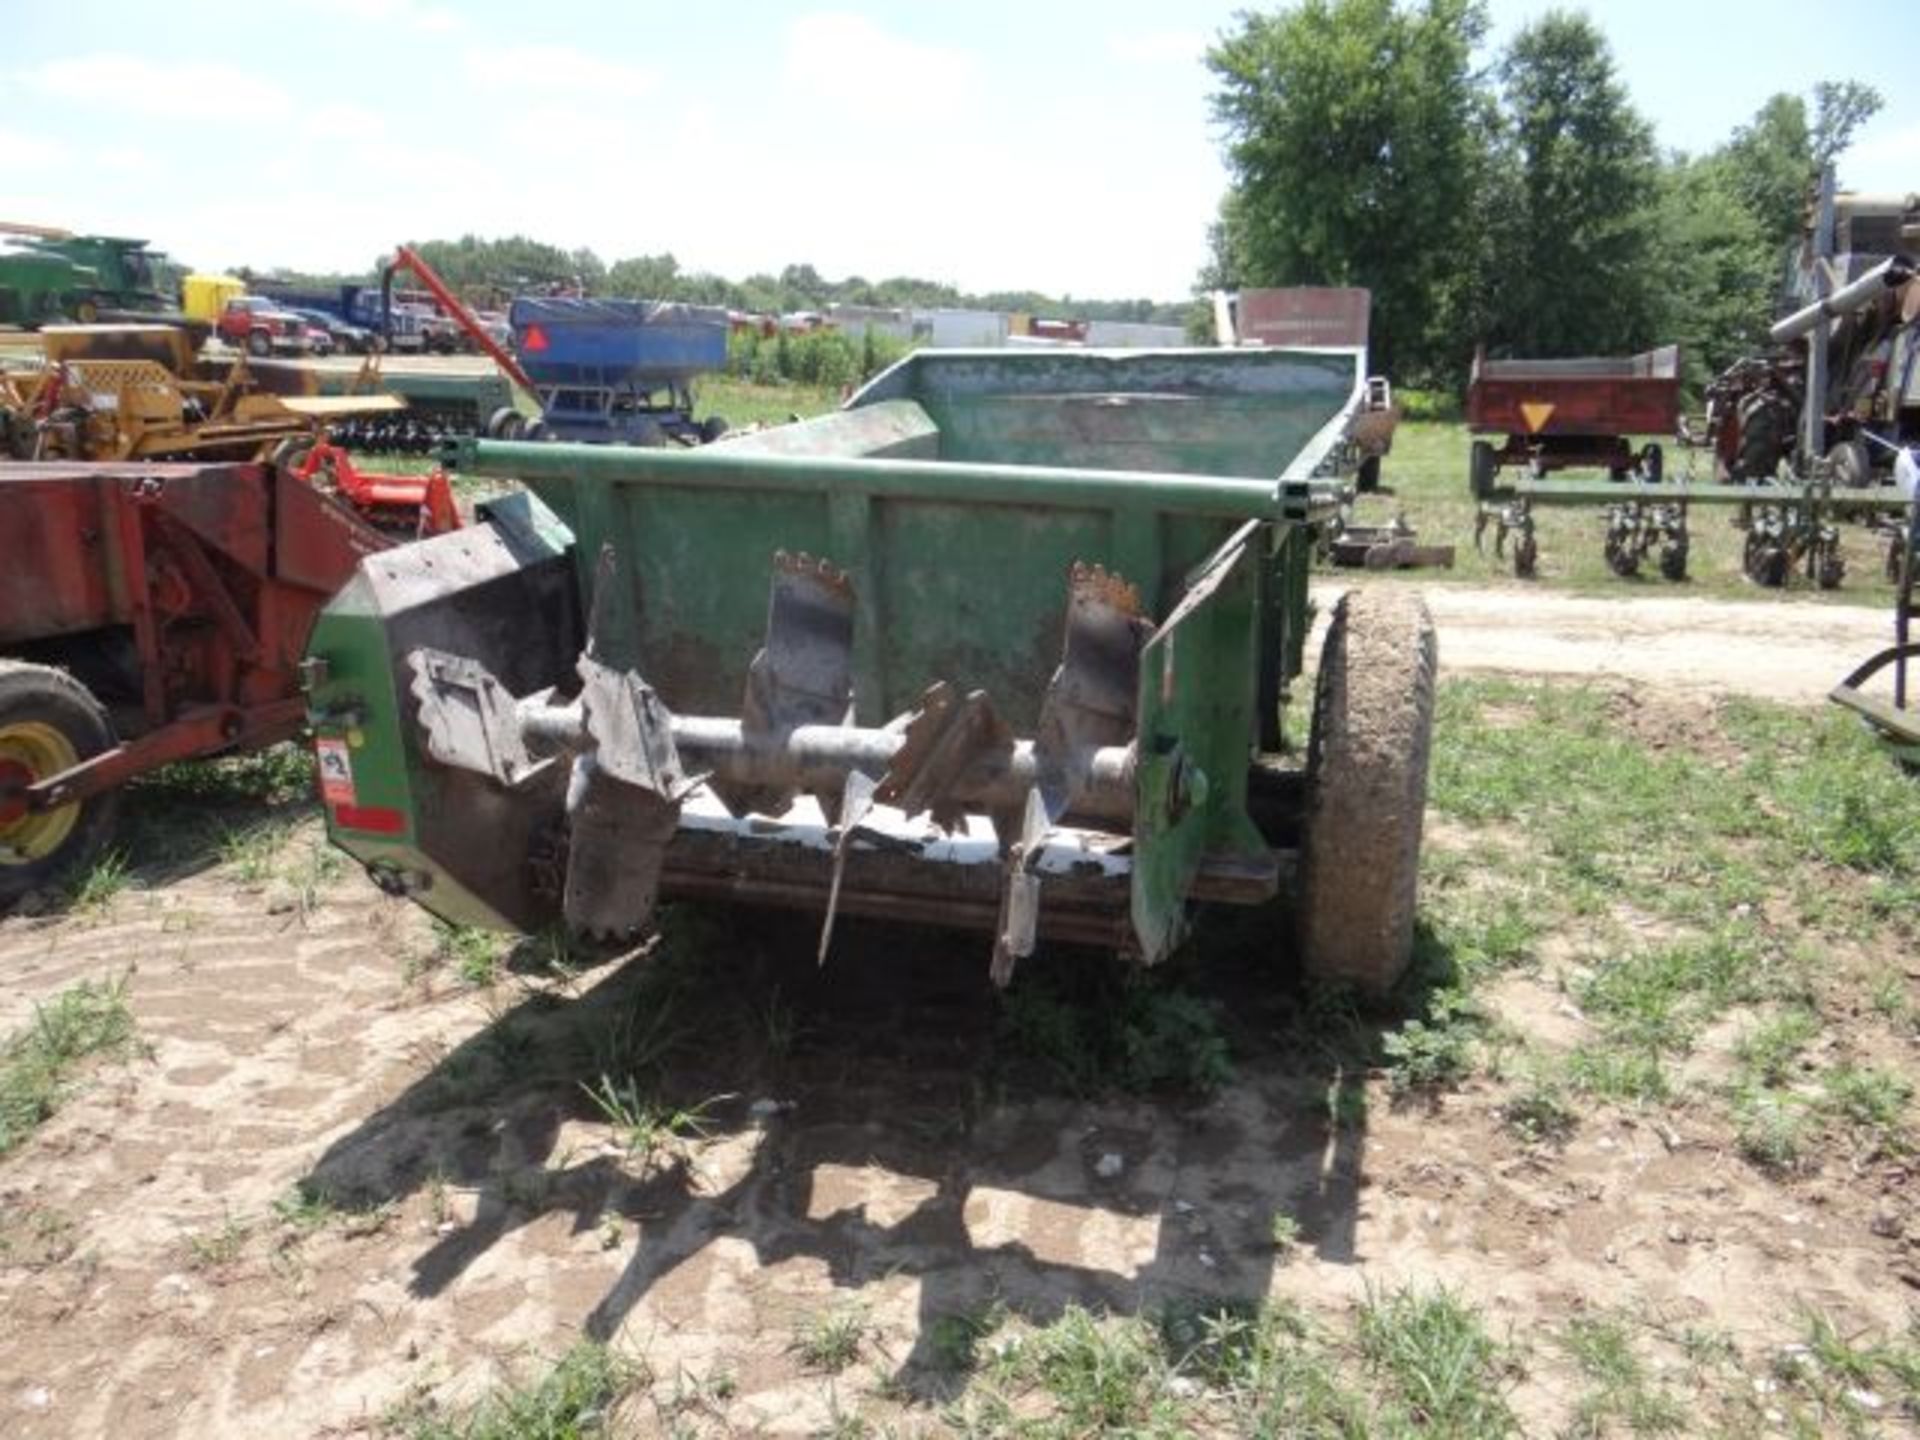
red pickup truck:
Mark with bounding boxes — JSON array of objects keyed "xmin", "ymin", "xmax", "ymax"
[{"xmin": 217, "ymin": 295, "xmax": 315, "ymax": 357}]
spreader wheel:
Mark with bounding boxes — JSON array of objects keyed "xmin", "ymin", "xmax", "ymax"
[
  {"xmin": 1297, "ymin": 589, "xmax": 1437, "ymax": 998},
  {"xmin": 0, "ymin": 662, "xmax": 119, "ymax": 907}
]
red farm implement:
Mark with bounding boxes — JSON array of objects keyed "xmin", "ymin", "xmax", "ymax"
[
  {"xmin": 1467, "ymin": 345, "xmax": 1681, "ymax": 489},
  {"xmin": 0, "ymin": 457, "xmax": 439, "ymax": 901}
]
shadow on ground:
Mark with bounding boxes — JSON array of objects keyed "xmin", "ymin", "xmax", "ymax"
[{"xmin": 302, "ymin": 906, "xmax": 1452, "ymax": 1393}]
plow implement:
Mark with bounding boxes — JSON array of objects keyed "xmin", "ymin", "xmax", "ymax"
[{"xmin": 306, "ymin": 347, "xmax": 1439, "ymax": 994}]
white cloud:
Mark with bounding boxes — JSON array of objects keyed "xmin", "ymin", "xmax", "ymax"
[
  {"xmin": 1840, "ymin": 121, "xmax": 1920, "ymax": 195},
  {"xmin": 0, "ymin": 127, "xmax": 67, "ymax": 169},
  {"xmin": 1107, "ymin": 29, "xmax": 1208, "ymax": 65},
  {"xmin": 27, "ymin": 54, "xmax": 290, "ymax": 119},
  {"xmin": 301, "ymin": 0, "xmax": 462, "ymax": 31},
  {"xmin": 302, "ymin": 102, "xmax": 385, "ymax": 142},
  {"xmin": 461, "ymin": 43, "xmax": 659, "ymax": 95},
  {"xmin": 94, "ymin": 146, "xmax": 148, "ymax": 173},
  {"xmin": 782, "ymin": 12, "xmax": 978, "ymax": 107}
]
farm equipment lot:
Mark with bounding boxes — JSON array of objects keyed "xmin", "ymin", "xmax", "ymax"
[{"xmin": 3, "ymin": 597, "xmax": 1918, "ymax": 1437}]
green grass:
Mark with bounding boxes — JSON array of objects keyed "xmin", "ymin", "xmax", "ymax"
[
  {"xmin": 431, "ymin": 921, "xmax": 509, "ymax": 988},
  {"xmin": 1558, "ymin": 1314, "xmax": 1686, "ymax": 1436},
  {"xmin": 1353, "ymin": 421, "xmax": 1898, "ymax": 606},
  {"xmin": 579, "ymin": 1074, "xmax": 725, "ymax": 1169},
  {"xmin": 388, "ymin": 1343, "xmax": 641, "ymax": 1439},
  {"xmin": 67, "ymin": 851, "xmax": 133, "ymax": 914},
  {"xmin": 955, "ymin": 1288, "xmax": 1515, "ymax": 1437},
  {"xmin": 790, "ymin": 1302, "xmax": 868, "ymax": 1375},
  {"xmin": 218, "ymin": 820, "xmax": 292, "ymax": 883},
  {"xmin": 1767, "ymin": 1311, "xmax": 1920, "ymax": 1434},
  {"xmin": 695, "ymin": 374, "xmax": 841, "ymax": 430},
  {"xmin": 1415, "ymin": 675, "xmax": 1920, "ymax": 1175},
  {"xmin": 1356, "ymin": 1285, "xmax": 1518, "ymax": 1438},
  {"xmin": 185, "ymin": 1211, "xmax": 251, "ymax": 1268},
  {"xmin": 996, "ymin": 958, "xmax": 1232, "ymax": 1097},
  {"xmin": 0, "ymin": 975, "xmax": 138, "ymax": 1157}
]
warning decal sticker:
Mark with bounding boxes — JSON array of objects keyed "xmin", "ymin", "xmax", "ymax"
[{"xmin": 315, "ymin": 736, "xmax": 357, "ymax": 807}]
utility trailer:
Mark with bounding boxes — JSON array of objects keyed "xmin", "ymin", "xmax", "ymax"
[{"xmin": 305, "ymin": 347, "xmax": 1437, "ymax": 995}]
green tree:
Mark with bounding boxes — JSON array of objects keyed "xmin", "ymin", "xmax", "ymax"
[
  {"xmin": 1714, "ymin": 94, "xmax": 1812, "ymax": 254},
  {"xmin": 1206, "ymin": 0, "xmax": 1491, "ymax": 381},
  {"xmin": 1648, "ymin": 157, "xmax": 1776, "ymax": 389},
  {"xmin": 1811, "ymin": 79, "xmax": 1883, "ymax": 170},
  {"xmin": 1489, "ymin": 10, "xmax": 1659, "ymax": 357},
  {"xmin": 605, "ymin": 252, "xmax": 684, "ymax": 299},
  {"xmin": 1710, "ymin": 82, "xmax": 1881, "ymax": 256}
]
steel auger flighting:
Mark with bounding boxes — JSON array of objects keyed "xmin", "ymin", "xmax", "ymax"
[{"xmin": 405, "ymin": 547, "xmax": 1153, "ymax": 984}]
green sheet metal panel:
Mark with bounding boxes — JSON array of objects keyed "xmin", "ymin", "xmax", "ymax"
[
  {"xmin": 1131, "ymin": 521, "xmax": 1269, "ymax": 961},
  {"xmin": 851, "ymin": 347, "xmax": 1363, "ymax": 478}
]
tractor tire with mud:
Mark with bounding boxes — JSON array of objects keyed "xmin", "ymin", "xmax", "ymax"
[
  {"xmin": 0, "ymin": 661, "xmax": 120, "ymax": 908},
  {"xmin": 1297, "ymin": 589, "xmax": 1437, "ymax": 999}
]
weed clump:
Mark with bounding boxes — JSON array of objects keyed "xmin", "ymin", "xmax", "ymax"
[{"xmin": 0, "ymin": 974, "xmax": 138, "ymax": 1156}]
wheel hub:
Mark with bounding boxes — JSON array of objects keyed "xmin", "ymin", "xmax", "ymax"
[{"xmin": 0, "ymin": 721, "xmax": 81, "ymax": 864}]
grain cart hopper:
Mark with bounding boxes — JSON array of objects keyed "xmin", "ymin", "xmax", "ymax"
[
  {"xmin": 305, "ymin": 347, "xmax": 1437, "ymax": 994},
  {"xmin": 499, "ymin": 297, "xmax": 731, "ymax": 446}
]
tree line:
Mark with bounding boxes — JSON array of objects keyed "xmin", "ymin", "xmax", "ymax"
[
  {"xmin": 1205, "ymin": 0, "xmax": 1883, "ymax": 389},
  {"xmin": 251, "ymin": 240, "xmax": 1189, "ymax": 329}
]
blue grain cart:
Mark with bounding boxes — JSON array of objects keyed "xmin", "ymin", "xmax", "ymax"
[{"xmin": 503, "ymin": 296, "xmax": 730, "ymax": 446}]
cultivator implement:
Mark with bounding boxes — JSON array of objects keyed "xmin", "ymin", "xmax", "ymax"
[
  {"xmin": 307, "ymin": 347, "xmax": 1438, "ymax": 994},
  {"xmin": 1475, "ymin": 470, "xmax": 1900, "ymax": 586}
]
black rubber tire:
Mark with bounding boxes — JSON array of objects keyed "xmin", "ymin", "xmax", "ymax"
[
  {"xmin": 1514, "ymin": 533, "xmax": 1539, "ymax": 579},
  {"xmin": 1640, "ymin": 443, "xmax": 1664, "ymax": 484},
  {"xmin": 247, "ymin": 330, "xmax": 271, "ymax": 358},
  {"xmin": 74, "ymin": 299, "xmax": 100, "ymax": 325},
  {"xmin": 1297, "ymin": 589, "xmax": 1437, "ymax": 998},
  {"xmin": 1735, "ymin": 395, "xmax": 1788, "ymax": 481},
  {"xmin": 699, "ymin": 415, "xmax": 730, "ymax": 445},
  {"xmin": 0, "ymin": 661, "xmax": 120, "ymax": 908},
  {"xmin": 1828, "ymin": 439, "xmax": 1871, "ymax": 489},
  {"xmin": 1469, "ymin": 440, "xmax": 1498, "ymax": 501},
  {"xmin": 485, "ymin": 406, "xmax": 526, "ymax": 440},
  {"xmin": 1356, "ymin": 454, "xmax": 1382, "ymax": 493}
]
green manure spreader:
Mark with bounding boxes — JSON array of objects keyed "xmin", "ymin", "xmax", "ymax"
[{"xmin": 302, "ymin": 347, "xmax": 1436, "ymax": 995}]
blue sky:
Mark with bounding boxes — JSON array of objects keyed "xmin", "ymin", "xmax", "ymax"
[{"xmin": 3, "ymin": 1, "xmax": 1913, "ymax": 300}]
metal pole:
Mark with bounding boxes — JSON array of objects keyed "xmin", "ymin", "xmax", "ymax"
[
  {"xmin": 1769, "ymin": 255, "xmax": 1916, "ymax": 345},
  {"xmin": 453, "ymin": 436, "xmax": 1298, "ymax": 521},
  {"xmin": 520, "ymin": 701, "xmax": 1137, "ymax": 820},
  {"xmin": 1801, "ymin": 166, "xmax": 1836, "ymax": 472}
]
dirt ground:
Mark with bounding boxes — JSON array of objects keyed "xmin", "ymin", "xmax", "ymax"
[
  {"xmin": 1314, "ymin": 579, "xmax": 1897, "ymax": 705},
  {"xmin": 1, "ymin": 584, "xmax": 1914, "ymax": 1437}
]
